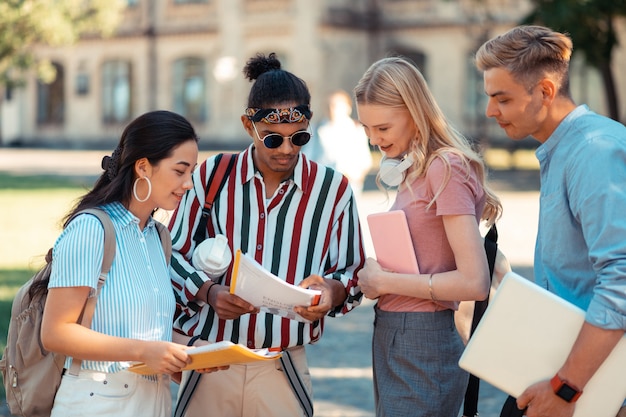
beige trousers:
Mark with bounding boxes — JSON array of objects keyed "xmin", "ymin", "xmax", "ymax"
[{"xmin": 176, "ymin": 346, "xmax": 310, "ymax": 417}]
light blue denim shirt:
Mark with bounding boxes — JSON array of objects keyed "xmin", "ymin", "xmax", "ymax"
[{"xmin": 534, "ymin": 105, "xmax": 626, "ymax": 330}]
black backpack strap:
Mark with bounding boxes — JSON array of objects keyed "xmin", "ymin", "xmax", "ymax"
[
  {"xmin": 499, "ymin": 395, "xmax": 526, "ymax": 417},
  {"xmin": 192, "ymin": 153, "xmax": 236, "ymax": 247},
  {"xmin": 463, "ymin": 223, "xmax": 498, "ymax": 417},
  {"xmin": 280, "ymin": 350, "xmax": 314, "ymax": 417},
  {"xmin": 472, "ymin": 224, "xmax": 498, "ymax": 332}
]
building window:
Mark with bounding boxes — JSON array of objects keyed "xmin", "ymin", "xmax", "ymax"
[
  {"xmin": 464, "ymin": 52, "xmax": 514, "ymax": 148},
  {"xmin": 464, "ymin": 52, "xmax": 487, "ymax": 142},
  {"xmin": 37, "ymin": 62, "xmax": 65, "ymax": 125},
  {"xmin": 173, "ymin": 57, "xmax": 206, "ymax": 123},
  {"xmin": 386, "ymin": 47, "xmax": 426, "ymax": 78},
  {"xmin": 102, "ymin": 60, "xmax": 132, "ymax": 124},
  {"xmin": 75, "ymin": 73, "xmax": 90, "ymax": 96}
]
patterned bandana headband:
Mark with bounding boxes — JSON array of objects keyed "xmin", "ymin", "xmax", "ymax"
[{"xmin": 245, "ymin": 104, "xmax": 312, "ymax": 124}]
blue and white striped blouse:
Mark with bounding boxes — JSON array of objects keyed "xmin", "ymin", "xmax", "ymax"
[{"xmin": 49, "ymin": 201, "xmax": 174, "ymax": 373}]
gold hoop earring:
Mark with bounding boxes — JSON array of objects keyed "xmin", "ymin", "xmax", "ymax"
[{"xmin": 133, "ymin": 177, "xmax": 152, "ymax": 203}]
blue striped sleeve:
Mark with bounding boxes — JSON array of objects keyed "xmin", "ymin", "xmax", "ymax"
[{"xmin": 49, "ymin": 213, "xmax": 105, "ymax": 290}]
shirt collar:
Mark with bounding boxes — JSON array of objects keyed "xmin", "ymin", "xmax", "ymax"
[
  {"xmin": 103, "ymin": 201, "xmax": 156, "ymax": 230},
  {"xmin": 536, "ymin": 104, "xmax": 589, "ymax": 163},
  {"xmin": 242, "ymin": 144, "xmax": 311, "ymax": 193}
]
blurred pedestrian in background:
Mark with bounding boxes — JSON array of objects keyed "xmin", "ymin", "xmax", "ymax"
[{"xmin": 306, "ymin": 89, "xmax": 373, "ymax": 199}]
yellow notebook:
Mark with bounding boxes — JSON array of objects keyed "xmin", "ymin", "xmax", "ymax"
[{"xmin": 127, "ymin": 341, "xmax": 282, "ymax": 375}]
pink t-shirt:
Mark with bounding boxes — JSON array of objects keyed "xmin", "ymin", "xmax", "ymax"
[{"xmin": 377, "ymin": 153, "xmax": 486, "ymax": 312}]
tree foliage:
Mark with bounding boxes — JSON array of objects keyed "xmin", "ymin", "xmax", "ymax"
[
  {"xmin": 522, "ymin": 0, "xmax": 626, "ymax": 120},
  {"xmin": 0, "ymin": 0, "xmax": 125, "ymax": 88}
]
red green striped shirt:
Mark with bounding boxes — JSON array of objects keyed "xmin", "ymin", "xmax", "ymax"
[{"xmin": 169, "ymin": 147, "xmax": 365, "ymax": 349}]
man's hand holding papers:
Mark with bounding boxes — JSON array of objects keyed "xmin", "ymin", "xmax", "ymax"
[{"xmin": 230, "ymin": 250, "xmax": 322, "ymax": 323}]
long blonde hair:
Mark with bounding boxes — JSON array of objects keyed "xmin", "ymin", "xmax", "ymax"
[{"xmin": 354, "ymin": 56, "xmax": 502, "ymax": 225}]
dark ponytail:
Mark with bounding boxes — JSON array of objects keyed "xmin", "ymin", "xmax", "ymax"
[{"xmin": 243, "ymin": 52, "xmax": 311, "ymax": 109}]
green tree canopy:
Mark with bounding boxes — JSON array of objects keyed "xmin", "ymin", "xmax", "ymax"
[
  {"xmin": 523, "ymin": 0, "xmax": 626, "ymax": 121},
  {"xmin": 0, "ymin": 0, "xmax": 124, "ymax": 88}
]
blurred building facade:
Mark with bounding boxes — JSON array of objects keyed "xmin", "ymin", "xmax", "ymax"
[{"xmin": 1, "ymin": 0, "xmax": 625, "ymax": 149}]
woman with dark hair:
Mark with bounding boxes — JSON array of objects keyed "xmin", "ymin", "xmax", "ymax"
[
  {"xmin": 169, "ymin": 53, "xmax": 364, "ymax": 417},
  {"xmin": 41, "ymin": 110, "xmax": 199, "ymax": 417}
]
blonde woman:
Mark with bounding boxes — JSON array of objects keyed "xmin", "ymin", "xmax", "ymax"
[{"xmin": 355, "ymin": 57, "xmax": 502, "ymax": 417}]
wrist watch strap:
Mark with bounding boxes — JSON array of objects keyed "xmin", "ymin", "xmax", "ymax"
[{"xmin": 550, "ymin": 374, "xmax": 583, "ymax": 403}]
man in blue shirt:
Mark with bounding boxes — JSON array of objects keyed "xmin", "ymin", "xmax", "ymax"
[{"xmin": 475, "ymin": 25, "xmax": 626, "ymax": 417}]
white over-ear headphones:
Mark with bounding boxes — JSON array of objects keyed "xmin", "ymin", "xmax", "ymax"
[{"xmin": 379, "ymin": 155, "xmax": 414, "ymax": 187}]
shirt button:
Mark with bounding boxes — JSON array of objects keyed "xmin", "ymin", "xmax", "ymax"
[
  {"xmin": 247, "ymin": 341, "xmax": 254, "ymax": 348},
  {"xmin": 278, "ymin": 189, "xmax": 285, "ymax": 195},
  {"xmin": 256, "ymin": 244, "xmax": 262, "ymax": 251},
  {"xmin": 260, "ymin": 213, "xmax": 265, "ymax": 219}
]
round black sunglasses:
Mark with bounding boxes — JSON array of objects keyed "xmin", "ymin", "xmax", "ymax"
[{"xmin": 252, "ymin": 123, "xmax": 312, "ymax": 149}]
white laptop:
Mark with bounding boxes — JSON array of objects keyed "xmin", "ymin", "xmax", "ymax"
[{"xmin": 459, "ymin": 271, "xmax": 626, "ymax": 417}]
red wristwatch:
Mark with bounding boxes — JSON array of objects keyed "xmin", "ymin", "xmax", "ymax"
[{"xmin": 550, "ymin": 374, "xmax": 583, "ymax": 403}]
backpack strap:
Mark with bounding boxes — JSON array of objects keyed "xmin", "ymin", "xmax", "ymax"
[
  {"xmin": 81, "ymin": 208, "xmax": 116, "ymax": 279},
  {"xmin": 463, "ymin": 223, "xmax": 498, "ymax": 417},
  {"xmin": 67, "ymin": 208, "xmax": 116, "ymax": 376},
  {"xmin": 192, "ymin": 153, "xmax": 236, "ymax": 247},
  {"xmin": 499, "ymin": 395, "xmax": 526, "ymax": 417},
  {"xmin": 472, "ymin": 224, "xmax": 498, "ymax": 330},
  {"xmin": 155, "ymin": 221, "xmax": 172, "ymax": 264},
  {"xmin": 280, "ymin": 349, "xmax": 314, "ymax": 417}
]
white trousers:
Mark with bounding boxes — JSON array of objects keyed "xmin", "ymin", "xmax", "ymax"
[{"xmin": 51, "ymin": 370, "xmax": 171, "ymax": 417}]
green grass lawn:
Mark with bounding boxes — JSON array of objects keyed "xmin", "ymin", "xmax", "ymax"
[
  {"xmin": 0, "ymin": 269, "xmax": 35, "ymax": 339},
  {"xmin": 0, "ymin": 173, "xmax": 90, "ymax": 353},
  {"xmin": 0, "ymin": 173, "xmax": 90, "ymax": 401}
]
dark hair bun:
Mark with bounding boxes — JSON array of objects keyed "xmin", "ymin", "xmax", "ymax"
[{"xmin": 243, "ymin": 52, "xmax": 281, "ymax": 81}]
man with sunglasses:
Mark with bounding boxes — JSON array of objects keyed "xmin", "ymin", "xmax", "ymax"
[{"xmin": 168, "ymin": 52, "xmax": 365, "ymax": 417}]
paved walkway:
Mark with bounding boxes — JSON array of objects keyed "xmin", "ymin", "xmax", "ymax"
[{"xmin": 0, "ymin": 148, "xmax": 540, "ymax": 417}]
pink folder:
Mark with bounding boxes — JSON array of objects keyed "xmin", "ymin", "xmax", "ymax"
[{"xmin": 366, "ymin": 210, "xmax": 419, "ymax": 274}]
